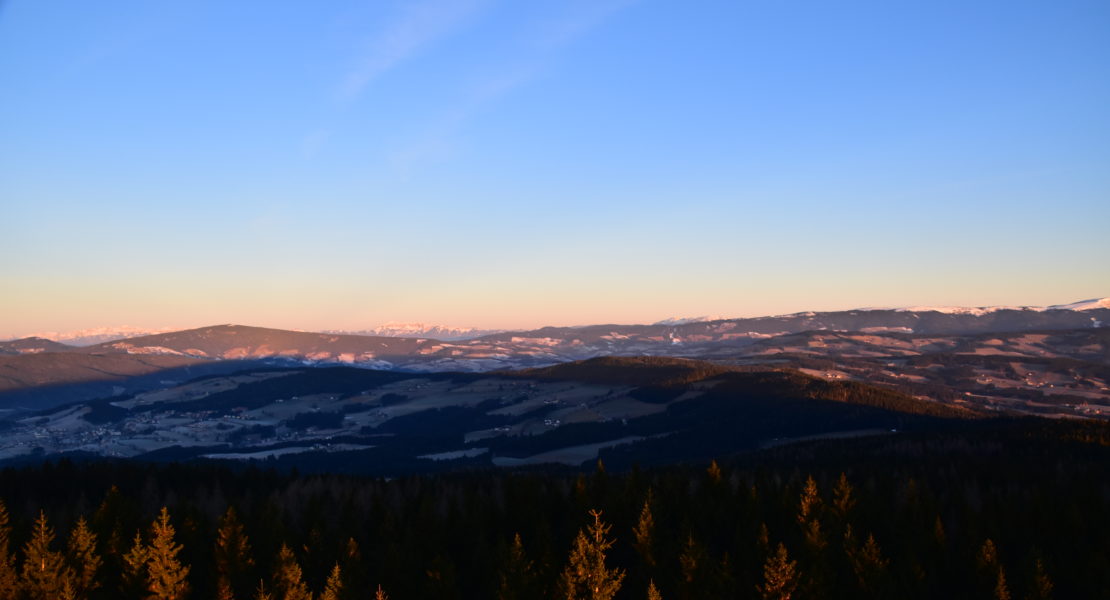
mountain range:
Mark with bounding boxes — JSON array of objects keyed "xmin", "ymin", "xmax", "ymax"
[{"xmin": 0, "ymin": 297, "xmax": 1106, "ymax": 470}]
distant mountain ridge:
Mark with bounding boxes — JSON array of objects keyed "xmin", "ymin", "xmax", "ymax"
[
  {"xmin": 330, "ymin": 322, "xmax": 503, "ymax": 341},
  {"xmin": 12, "ymin": 326, "xmax": 177, "ymax": 346},
  {"xmin": 0, "ymin": 306, "xmax": 1106, "ymax": 421}
]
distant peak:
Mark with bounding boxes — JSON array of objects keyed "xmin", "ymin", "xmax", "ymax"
[
  {"xmin": 328, "ymin": 323, "xmax": 504, "ymax": 341},
  {"xmin": 18, "ymin": 325, "xmax": 177, "ymax": 346},
  {"xmin": 887, "ymin": 297, "xmax": 1110, "ymax": 315},
  {"xmin": 653, "ymin": 315, "xmax": 726, "ymax": 326}
]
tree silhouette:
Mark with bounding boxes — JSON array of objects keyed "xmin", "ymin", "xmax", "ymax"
[
  {"xmin": 20, "ymin": 510, "xmax": 72, "ymax": 600},
  {"xmin": 631, "ymin": 490, "xmax": 656, "ymax": 569},
  {"xmin": 215, "ymin": 507, "xmax": 255, "ymax": 600},
  {"xmin": 994, "ymin": 567, "xmax": 1012, "ymax": 600},
  {"xmin": 756, "ymin": 543, "xmax": 799, "ymax": 600},
  {"xmin": 561, "ymin": 509, "xmax": 625, "ymax": 600},
  {"xmin": 845, "ymin": 529, "xmax": 889, "ymax": 597},
  {"xmin": 677, "ymin": 534, "xmax": 708, "ymax": 600},
  {"xmin": 146, "ymin": 507, "xmax": 190, "ymax": 600},
  {"xmin": 498, "ymin": 533, "xmax": 537, "ymax": 600},
  {"xmin": 1028, "ymin": 558, "xmax": 1053, "ymax": 600},
  {"xmin": 319, "ymin": 564, "xmax": 342, "ymax": 600},
  {"xmin": 831, "ymin": 473, "xmax": 856, "ymax": 520},
  {"xmin": 66, "ymin": 516, "xmax": 102, "ymax": 600},
  {"xmin": 252, "ymin": 580, "xmax": 273, "ymax": 600},
  {"xmin": 271, "ymin": 544, "xmax": 311, "ymax": 600},
  {"xmin": 0, "ymin": 501, "xmax": 18, "ymax": 600},
  {"xmin": 646, "ymin": 580, "xmax": 662, "ymax": 600},
  {"xmin": 121, "ymin": 530, "xmax": 149, "ymax": 599}
]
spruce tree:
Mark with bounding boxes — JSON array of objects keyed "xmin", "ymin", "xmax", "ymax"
[
  {"xmin": 271, "ymin": 544, "xmax": 312, "ymax": 600},
  {"xmin": 756, "ymin": 543, "xmax": 798, "ymax": 600},
  {"xmin": 706, "ymin": 460, "xmax": 722, "ymax": 484},
  {"xmin": 646, "ymin": 580, "xmax": 662, "ymax": 600},
  {"xmin": 677, "ymin": 534, "xmax": 708, "ymax": 599},
  {"xmin": 146, "ymin": 507, "xmax": 190, "ymax": 600},
  {"xmin": 631, "ymin": 491, "xmax": 656, "ymax": 569},
  {"xmin": 319, "ymin": 564, "xmax": 342, "ymax": 600},
  {"xmin": 561, "ymin": 509, "xmax": 625, "ymax": 600},
  {"xmin": 1028, "ymin": 558, "xmax": 1054, "ymax": 600},
  {"xmin": 20, "ymin": 510, "xmax": 73, "ymax": 600},
  {"xmin": 253, "ymin": 580, "xmax": 273, "ymax": 600},
  {"xmin": 994, "ymin": 567, "xmax": 1012, "ymax": 600},
  {"xmin": 498, "ymin": 533, "xmax": 536, "ymax": 600},
  {"xmin": 831, "ymin": 473, "xmax": 855, "ymax": 520},
  {"xmin": 0, "ymin": 501, "xmax": 18, "ymax": 600},
  {"xmin": 797, "ymin": 476, "xmax": 821, "ymax": 525},
  {"xmin": 121, "ymin": 530, "xmax": 149, "ymax": 599},
  {"xmin": 374, "ymin": 584, "xmax": 388, "ymax": 600},
  {"xmin": 846, "ymin": 533, "xmax": 889, "ymax": 597},
  {"xmin": 215, "ymin": 507, "xmax": 255, "ymax": 600},
  {"xmin": 66, "ymin": 516, "xmax": 102, "ymax": 600}
]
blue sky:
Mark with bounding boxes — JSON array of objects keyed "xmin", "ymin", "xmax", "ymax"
[{"xmin": 2, "ymin": 0, "xmax": 1108, "ymax": 335}]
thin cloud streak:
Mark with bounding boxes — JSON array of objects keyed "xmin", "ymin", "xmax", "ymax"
[
  {"xmin": 336, "ymin": 0, "xmax": 488, "ymax": 103},
  {"xmin": 388, "ymin": 0, "xmax": 640, "ymax": 175}
]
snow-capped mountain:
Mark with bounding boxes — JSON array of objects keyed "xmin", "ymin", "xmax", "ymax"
[
  {"xmin": 333, "ymin": 323, "xmax": 504, "ymax": 341},
  {"xmin": 653, "ymin": 315, "xmax": 727, "ymax": 326},
  {"xmin": 18, "ymin": 326, "xmax": 177, "ymax": 346},
  {"xmin": 889, "ymin": 297, "xmax": 1110, "ymax": 316}
]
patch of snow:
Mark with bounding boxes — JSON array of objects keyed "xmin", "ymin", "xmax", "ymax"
[
  {"xmin": 875, "ymin": 297, "xmax": 1110, "ymax": 315},
  {"xmin": 653, "ymin": 315, "xmax": 726, "ymax": 326},
  {"xmin": 418, "ymin": 448, "xmax": 489, "ymax": 461},
  {"xmin": 332, "ymin": 323, "xmax": 503, "ymax": 341},
  {"xmin": 20, "ymin": 326, "xmax": 177, "ymax": 346},
  {"xmin": 1046, "ymin": 298, "xmax": 1110, "ymax": 311}
]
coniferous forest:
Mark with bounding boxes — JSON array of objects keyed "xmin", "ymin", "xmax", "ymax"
[{"xmin": 0, "ymin": 418, "xmax": 1107, "ymax": 599}]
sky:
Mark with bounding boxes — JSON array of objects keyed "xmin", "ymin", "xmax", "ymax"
[{"xmin": 2, "ymin": 0, "xmax": 1109, "ymax": 337}]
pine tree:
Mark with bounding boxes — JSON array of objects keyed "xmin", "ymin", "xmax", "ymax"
[
  {"xmin": 253, "ymin": 580, "xmax": 273, "ymax": 600},
  {"xmin": 756, "ymin": 543, "xmax": 798, "ymax": 600},
  {"xmin": 646, "ymin": 580, "xmax": 662, "ymax": 600},
  {"xmin": 217, "ymin": 578, "xmax": 236, "ymax": 600},
  {"xmin": 797, "ymin": 476, "xmax": 821, "ymax": 524},
  {"xmin": 319, "ymin": 564, "xmax": 342, "ymax": 600},
  {"xmin": 20, "ymin": 510, "xmax": 73, "ymax": 600},
  {"xmin": 978, "ymin": 539, "xmax": 999, "ymax": 570},
  {"xmin": 271, "ymin": 544, "xmax": 312, "ymax": 600},
  {"xmin": 994, "ymin": 567, "xmax": 1011, "ymax": 600},
  {"xmin": 0, "ymin": 501, "xmax": 18, "ymax": 600},
  {"xmin": 677, "ymin": 534, "xmax": 708, "ymax": 599},
  {"xmin": 66, "ymin": 516, "xmax": 102, "ymax": 600},
  {"xmin": 631, "ymin": 490, "xmax": 656, "ymax": 569},
  {"xmin": 498, "ymin": 533, "xmax": 536, "ymax": 600},
  {"xmin": 374, "ymin": 584, "xmax": 388, "ymax": 600},
  {"xmin": 1028, "ymin": 558, "xmax": 1053, "ymax": 600},
  {"xmin": 561, "ymin": 509, "xmax": 625, "ymax": 600},
  {"xmin": 121, "ymin": 530, "xmax": 149, "ymax": 599},
  {"xmin": 831, "ymin": 473, "xmax": 855, "ymax": 520},
  {"xmin": 146, "ymin": 507, "xmax": 190, "ymax": 600},
  {"xmin": 933, "ymin": 516, "xmax": 946, "ymax": 547},
  {"xmin": 706, "ymin": 460, "xmax": 722, "ymax": 484},
  {"xmin": 215, "ymin": 507, "xmax": 255, "ymax": 600},
  {"xmin": 846, "ymin": 533, "xmax": 889, "ymax": 597}
]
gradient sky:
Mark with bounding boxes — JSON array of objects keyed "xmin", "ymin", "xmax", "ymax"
[{"xmin": 2, "ymin": 0, "xmax": 1109, "ymax": 337}]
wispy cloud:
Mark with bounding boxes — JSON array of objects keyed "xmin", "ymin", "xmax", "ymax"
[
  {"xmin": 337, "ymin": 0, "xmax": 488, "ymax": 102},
  {"xmin": 536, "ymin": 0, "xmax": 640, "ymax": 50},
  {"xmin": 388, "ymin": 0, "xmax": 640, "ymax": 175}
]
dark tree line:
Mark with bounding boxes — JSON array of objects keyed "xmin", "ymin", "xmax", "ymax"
[{"xmin": 0, "ymin": 418, "xmax": 1107, "ymax": 599}]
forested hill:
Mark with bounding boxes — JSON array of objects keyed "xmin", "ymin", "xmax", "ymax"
[
  {"xmin": 0, "ymin": 417, "xmax": 1107, "ymax": 599},
  {"xmin": 1, "ymin": 358, "xmax": 978, "ymax": 474}
]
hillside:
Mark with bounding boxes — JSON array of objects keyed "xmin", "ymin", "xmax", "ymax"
[
  {"xmin": 0, "ymin": 358, "xmax": 978, "ymax": 472},
  {"xmin": 82, "ymin": 324, "xmax": 432, "ymax": 362}
]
